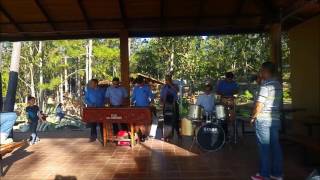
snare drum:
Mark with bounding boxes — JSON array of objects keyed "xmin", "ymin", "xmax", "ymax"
[
  {"xmin": 188, "ymin": 104, "xmax": 203, "ymax": 120},
  {"xmin": 215, "ymin": 105, "xmax": 226, "ymax": 120}
]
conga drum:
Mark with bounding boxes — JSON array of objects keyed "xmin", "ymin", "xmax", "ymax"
[{"xmin": 181, "ymin": 117, "xmax": 194, "ymax": 136}]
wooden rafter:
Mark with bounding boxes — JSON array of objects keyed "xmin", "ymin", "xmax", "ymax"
[
  {"xmin": 229, "ymin": 0, "xmax": 247, "ymax": 25},
  {"xmin": 254, "ymin": 0, "xmax": 279, "ymax": 23},
  {"xmin": 0, "ymin": 15, "xmax": 263, "ymax": 26},
  {"xmin": 160, "ymin": 0, "xmax": 166, "ymax": 29},
  {"xmin": 77, "ymin": 0, "xmax": 92, "ymax": 29},
  {"xmin": 281, "ymin": 0, "xmax": 319, "ymax": 22},
  {"xmin": 118, "ymin": 0, "xmax": 127, "ymax": 28},
  {"xmin": 0, "ymin": 4, "xmax": 23, "ymax": 32},
  {"xmin": 34, "ymin": 0, "xmax": 57, "ymax": 31},
  {"xmin": 194, "ymin": 0, "xmax": 206, "ymax": 27}
]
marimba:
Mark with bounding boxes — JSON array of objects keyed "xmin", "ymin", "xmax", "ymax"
[{"xmin": 82, "ymin": 107, "xmax": 152, "ymax": 147}]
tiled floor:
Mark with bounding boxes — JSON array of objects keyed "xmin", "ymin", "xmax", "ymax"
[{"xmin": 1, "ymin": 129, "xmax": 313, "ymax": 180}]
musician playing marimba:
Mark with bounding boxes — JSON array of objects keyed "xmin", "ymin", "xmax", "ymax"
[
  {"xmin": 131, "ymin": 75, "xmax": 154, "ymax": 142},
  {"xmin": 105, "ymin": 77, "xmax": 128, "ymax": 134},
  {"xmin": 84, "ymin": 79, "xmax": 106, "ymax": 142}
]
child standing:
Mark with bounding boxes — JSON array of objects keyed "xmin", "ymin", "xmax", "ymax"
[{"xmin": 26, "ymin": 96, "xmax": 40, "ymax": 145}]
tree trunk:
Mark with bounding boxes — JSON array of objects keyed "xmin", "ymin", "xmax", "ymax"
[
  {"xmin": 88, "ymin": 39, "xmax": 93, "ymax": 80},
  {"xmin": 38, "ymin": 41, "xmax": 45, "ymax": 110},
  {"xmin": 85, "ymin": 44, "xmax": 89, "ymax": 83},
  {"xmin": 169, "ymin": 44, "xmax": 175, "ymax": 73},
  {"xmin": 59, "ymin": 74, "xmax": 64, "ymax": 103},
  {"xmin": 64, "ymin": 56, "xmax": 69, "ymax": 94},
  {"xmin": 29, "ymin": 64, "xmax": 36, "ymax": 97},
  {"xmin": 4, "ymin": 42, "xmax": 21, "ymax": 112},
  {"xmin": 76, "ymin": 57, "xmax": 81, "ymax": 97}
]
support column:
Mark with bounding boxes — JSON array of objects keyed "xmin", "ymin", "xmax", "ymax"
[
  {"xmin": 0, "ymin": 43, "xmax": 3, "ymax": 112},
  {"xmin": 270, "ymin": 23, "xmax": 285, "ymax": 133},
  {"xmin": 120, "ymin": 30, "xmax": 130, "ymax": 106},
  {"xmin": 4, "ymin": 42, "xmax": 21, "ymax": 112},
  {"xmin": 270, "ymin": 23, "xmax": 282, "ymax": 77}
]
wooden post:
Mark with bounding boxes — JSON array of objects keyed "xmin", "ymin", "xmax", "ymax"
[
  {"xmin": 270, "ymin": 23, "xmax": 285, "ymax": 133},
  {"xmin": 270, "ymin": 23, "xmax": 282, "ymax": 77},
  {"xmin": 103, "ymin": 122, "xmax": 107, "ymax": 147},
  {"xmin": 4, "ymin": 42, "xmax": 21, "ymax": 112},
  {"xmin": 120, "ymin": 30, "xmax": 130, "ymax": 106},
  {"xmin": 0, "ymin": 43, "xmax": 3, "ymax": 112}
]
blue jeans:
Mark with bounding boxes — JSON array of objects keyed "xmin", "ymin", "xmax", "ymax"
[
  {"xmin": 0, "ymin": 112, "xmax": 17, "ymax": 142},
  {"xmin": 255, "ymin": 119, "xmax": 283, "ymax": 178}
]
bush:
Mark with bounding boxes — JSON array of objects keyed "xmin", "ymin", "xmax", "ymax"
[{"xmin": 239, "ymin": 90, "xmax": 254, "ymax": 103}]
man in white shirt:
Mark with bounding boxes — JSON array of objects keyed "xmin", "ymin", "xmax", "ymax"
[{"xmin": 196, "ymin": 83, "xmax": 215, "ymax": 119}]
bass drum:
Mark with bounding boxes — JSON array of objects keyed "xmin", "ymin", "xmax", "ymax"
[{"xmin": 196, "ymin": 123, "xmax": 225, "ymax": 151}]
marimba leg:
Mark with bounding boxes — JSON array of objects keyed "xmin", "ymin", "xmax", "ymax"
[
  {"xmin": 130, "ymin": 123, "xmax": 135, "ymax": 148},
  {"xmin": 103, "ymin": 122, "xmax": 107, "ymax": 147}
]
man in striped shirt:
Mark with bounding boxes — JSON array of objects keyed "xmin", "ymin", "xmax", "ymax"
[{"xmin": 251, "ymin": 62, "xmax": 283, "ymax": 180}]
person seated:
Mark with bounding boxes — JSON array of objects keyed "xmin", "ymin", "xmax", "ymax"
[
  {"xmin": 0, "ymin": 112, "xmax": 17, "ymax": 145},
  {"xmin": 196, "ymin": 82, "xmax": 215, "ymax": 120},
  {"xmin": 55, "ymin": 103, "xmax": 65, "ymax": 122},
  {"xmin": 37, "ymin": 111, "xmax": 49, "ymax": 132},
  {"xmin": 26, "ymin": 96, "xmax": 41, "ymax": 145}
]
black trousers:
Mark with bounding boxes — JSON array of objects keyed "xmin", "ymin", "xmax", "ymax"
[
  {"xmin": 90, "ymin": 123, "xmax": 103, "ymax": 139},
  {"xmin": 163, "ymin": 102, "xmax": 180, "ymax": 137},
  {"xmin": 29, "ymin": 121, "xmax": 38, "ymax": 135}
]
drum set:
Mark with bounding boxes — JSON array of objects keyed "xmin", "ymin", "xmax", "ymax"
[{"xmin": 181, "ymin": 104, "xmax": 230, "ymax": 152}]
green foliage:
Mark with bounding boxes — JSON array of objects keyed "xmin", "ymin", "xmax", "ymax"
[
  {"xmin": 129, "ymin": 34, "xmax": 280, "ymax": 90},
  {"xmin": 38, "ymin": 77, "xmax": 61, "ymax": 90},
  {"xmin": 239, "ymin": 90, "xmax": 254, "ymax": 103},
  {"xmin": 0, "ymin": 34, "xmax": 291, "ymax": 104},
  {"xmin": 92, "ymin": 39, "xmax": 120, "ymax": 80},
  {"xmin": 283, "ymin": 87, "xmax": 291, "ymax": 102}
]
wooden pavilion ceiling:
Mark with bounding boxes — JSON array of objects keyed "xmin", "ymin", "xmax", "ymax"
[{"xmin": 0, "ymin": 0, "xmax": 319, "ymax": 41}]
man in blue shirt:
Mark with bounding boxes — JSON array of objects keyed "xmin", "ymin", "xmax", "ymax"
[
  {"xmin": 216, "ymin": 72, "xmax": 239, "ymax": 138},
  {"xmin": 132, "ymin": 76, "xmax": 154, "ymax": 107},
  {"xmin": 85, "ymin": 79, "xmax": 106, "ymax": 142},
  {"xmin": 216, "ymin": 72, "xmax": 239, "ymax": 97},
  {"xmin": 160, "ymin": 74, "xmax": 180, "ymax": 139},
  {"xmin": 105, "ymin": 77, "xmax": 128, "ymax": 107},
  {"xmin": 131, "ymin": 76, "xmax": 154, "ymax": 141},
  {"xmin": 105, "ymin": 77, "xmax": 128, "ymax": 134}
]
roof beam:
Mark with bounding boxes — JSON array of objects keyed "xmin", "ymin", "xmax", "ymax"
[
  {"xmin": 118, "ymin": 0, "xmax": 128, "ymax": 28},
  {"xmin": 34, "ymin": 0, "xmax": 57, "ymax": 31},
  {"xmin": 194, "ymin": 0, "xmax": 206, "ymax": 27},
  {"xmin": 0, "ymin": 4, "xmax": 24, "ymax": 32},
  {"xmin": 229, "ymin": 0, "xmax": 247, "ymax": 25},
  {"xmin": 77, "ymin": 0, "xmax": 92, "ymax": 29},
  {"xmin": 254, "ymin": 0, "xmax": 279, "ymax": 23},
  {"xmin": 281, "ymin": 0, "xmax": 319, "ymax": 22},
  {"xmin": 0, "ymin": 15, "xmax": 264, "ymax": 26},
  {"xmin": 160, "ymin": 0, "xmax": 166, "ymax": 29},
  {"xmin": 0, "ymin": 27, "xmax": 265, "ymax": 42}
]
